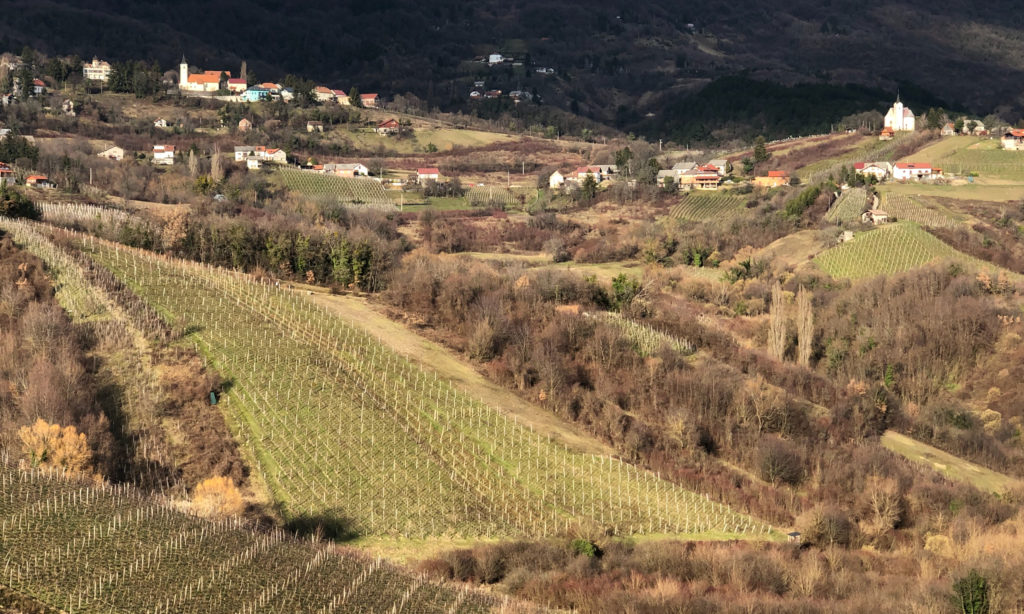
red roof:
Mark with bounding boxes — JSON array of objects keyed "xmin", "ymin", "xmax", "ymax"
[
  {"xmin": 697, "ymin": 164, "xmax": 719, "ymax": 172},
  {"xmin": 314, "ymin": 86, "xmax": 333, "ymax": 94},
  {"xmin": 417, "ymin": 167, "xmax": 440, "ymax": 175},
  {"xmin": 767, "ymin": 170, "xmax": 788, "ymax": 177},
  {"xmin": 1007, "ymin": 129, "xmax": 1024, "ymax": 138},
  {"xmin": 360, "ymin": 93, "xmax": 378, "ymax": 100},
  {"xmin": 26, "ymin": 174, "xmax": 47, "ymax": 181},
  {"xmin": 332, "ymin": 89, "xmax": 347, "ymax": 97},
  {"xmin": 260, "ymin": 83, "xmax": 280, "ymax": 90},
  {"xmin": 227, "ymin": 78, "xmax": 246, "ymax": 84},
  {"xmin": 378, "ymin": 119, "xmax": 399, "ymax": 128},
  {"xmin": 153, "ymin": 145, "xmax": 175, "ymax": 153},
  {"xmin": 894, "ymin": 163, "xmax": 931, "ymax": 170},
  {"xmin": 880, "ymin": 127, "xmax": 895, "ymax": 134},
  {"xmin": 32, "ymin": 79, "xmax": 44, "ymax": 87},
  {"xmin": 187, "ymin": 74, "xmax": 220, "ymax": 84}
]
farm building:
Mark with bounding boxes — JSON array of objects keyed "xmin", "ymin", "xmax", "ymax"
[
  {"xmin": 307, "ymin": 121, "xmax": 324, "ymax": 133},
  {"xmin": 375, "ymin": 119, "xmax": 400, "ymax": 135},
  {"xmin": 360, "ymin": 93, "xmax": 379, "ymax": 108},
  {"xmin": 152, "ymin": 145, "xmax": 175, "ymax": 165},
  {"xmin": 707, "ymin": 159, "xmax": 729, "ymax": 176},
  {"xmin": 854, "ymin": 161, "xmax": 892, "ymax": 181},
  {"xmin": 153, "ymin": 118, "xmax": 169, "ymax": 128},
  {"xmin": 417, "ymin": 167, "xmax": 441, "ymax": 182},
  {"xmin": 549, "ymin": 170, "xmax": 566, "ymax": 189},
  {"xmin": 324, "ymin": 163, "xmax": 370, "ymax": 177},
  {"xmin": 246, "ymin": 156, "xmax": 262, "ymax": 170},
  {"xmin": 97, "ymin": 146, "xmax": 124, "ymax": 161},
  {"xmin": 893, "ymin": 163, "xmax": 935, "ymax": 181},
  {"xmin": 25, "ymin": 175, "xmax": 54, "ymax": 188},
  {"xmin": 753, "ymin": 170, "xmax": 789, "ymax": 188},
  {"xmin": 879, "ymin": 127, "xmax": 895, "ymax": 141},
  {"xmin": 313, "ymin": 86, "xmax": 335, "ymax": 102},
  {"xmin": 862, "ymin": 209, "xmax": 889, "ymax": 225},
  {"xmin": 226, "ymin": 78, "xmax": 247, "ymax": 93},
  {"xmin": 1002, "ymin": 129, "xmax": 1024, "ymax": 151}
]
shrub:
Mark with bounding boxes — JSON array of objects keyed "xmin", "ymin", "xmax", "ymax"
[
  {"xmin": 757, "ymin": 436, "xmax": 804, "ymax": 486},
  {"xmin": 191, "ymin": 476, "xmax": 245, "ymax": 518},
  {"xmin": 952, "ymin": 569, "xmax": 989, "ymax": 614},
  {"xmin": 18, "ymin": 419, "xmax": 92, "ymax": 476},
  {"xmin": 571, "ymin": 538, "xmax": 601, "ymax": 558}
]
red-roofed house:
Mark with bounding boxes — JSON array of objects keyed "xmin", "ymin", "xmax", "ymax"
[
  {"xmin": 879, "ymin": 126, "xmax": 895, "ymax": 141},
  {"xmin": 226, "ymin": 78, "xmax": 247, "ymax": 93},
  {"xmin": 854, "ymin": 161, "xmax": 892, "ymax": 181},
  {"xmin": 1002, "ymin": 129, "xmax": 1024, "ymax": 151},
  {"xmin": 574, "ymin": 166, "xmax": 603, "ymax": 183},
  {"xmin": 417, "ymin": 167, "xmax": 441, "ymax": 182},
  {"xmin": 0, "ymin": 163, "xmax": 13, "ymax": 185},
  {"xmin": 375, "ymin": 119, "xmax": 400, "ymax": 135},
  {"xmin": 360, "ymin": 93, "xmax": 379, "ymax": 108},
  {"xmin": 893, "ymin": 162, "xmax": 933, "ymax": 181},
  {"xmin": 753, "ymin": 170, "xmax": 790, "ymax": 188},
  {"xmin": 152, "ymin": 144, "xmax": 175, "ymax": 165},
  {"xmin": 332, "ymin": 90, "xmax": 348, "ymax": 105},
  {"xmin": 313, "ymin": 86, "xmax": 335, "ymax": 103},
  {"xmin": 26, "ymin": 174, "xmax": 54, "ymax": 188},
  {"xmin": 31, "ymin": 79, "xmax": 45, "ymax": 95}
]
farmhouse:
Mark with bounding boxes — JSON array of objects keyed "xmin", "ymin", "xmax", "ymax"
[
  {"xmin": 178, "ymin": 57, "xmax": 229, "ymax": 93},
  {"xmin": 893, "ymin": 162, "xmax": 934, "ymax": 181},
  {"xmin": 324, "ymin": 163, "xmax": 370, "ymax": 177},
  {"xmin": 488, "ymin": 53, "xmax": 505, "ymax": 65},
  {"xmin": 879, "ymin": 127, "xmax": 895, "ymax": 141},
  {"xmin": 25, "ymin": 175, "xmax": 54, "ymax": 188},
  {"xmin": 854, "ymin": 161, "xmax": 892, "ymax": 181},
  {"xmin": 313, "ymin": 86, "xmax": 335, "ymax": 103},
  {"xmin": 883, "ymin": 98, "xmax": 915, "ymax": 132},
  {"xmin": 152, "ymin": 145, "xmax": 175, "ymax": 165},
  {"xmin": 360, "ymin": 93, "xmax": 379, "ymax": 108},
  {"xmin": 573, "ymin": 166, "xmax": 603, "ymax": 184},
  {"xmin": 226, "ymin": 78, "xmax": 247, "ymax": 93},
  {"xmin": 234, "ymin": 146, "xmax": 287, "ymax": 164},
  {"xmin": 862, "ymin": 209, "xmax": 890, "ymax": 225},
  {"xmin": 246, "ymin": 156, "xmax": 262, "ymax": 170},
  {"xmin": 417, "ymin": 167, "xmax": 441, "ymax": 183},
  {"xmin": 1002, "ymin": 129, "xmax": 1024, "ymax": 151},
  {"xmin": 678, "ymin": 166, "xmax": 721, "ymax": 190},
  {"xmin": 941, "ymin": 122, "xmax": 957, "ymax": 137},
  {"xmin": 753, "ymin": 170, "xmax": 789, "ymax": 188},
  {"xmin": 97, "ymin": 146, "xmax": 124, "ymax": 161},
  {"xmin": 375, "ymin": 119, "xmax": 400, "ymax": 135},
  {"xmin": 83, "ymin": 57, "xmax": 112, "ymax": 82}
]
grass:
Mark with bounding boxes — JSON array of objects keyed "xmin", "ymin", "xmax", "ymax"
[
  {"xmin": 41, "ymin": 228, "xmax": 773, "ymax": 541},
  {"xmin": 813, "ymin": 221, "xmax": 1015, "ymax": 280},
  {"xmin": 881, "ymin": 430, "xmax": 1022, "ymax": 494}
]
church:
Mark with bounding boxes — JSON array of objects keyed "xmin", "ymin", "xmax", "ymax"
[
  {"xmin": 883, "ymin": 97, "xmax": 915, "ymax": 132},
  {"xmin": 179, "ymin": 56, "xmax": 230, "ymax": 93}
]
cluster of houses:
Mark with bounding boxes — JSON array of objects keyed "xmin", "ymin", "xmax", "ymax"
[
  {"xmin": 234, "ymin": 145, "xmax": 288, "ymax": 169},
  {"xmin": 0, "ymin": 162, "xmax": 54, "ymax": 188},
  {"xmin": 854, "ymin": 161, "xmax": 940, "ymax": 182},
  {"xmin": 548, "ymin": 165, "xmax": 619, "ymax": 189},
  {"xmin": 656, "ymin": 160, "xmax": 730, "ymax": 191}
]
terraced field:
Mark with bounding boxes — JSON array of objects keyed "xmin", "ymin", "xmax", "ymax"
[
  {"xmin": 669, "ymin": 193, "xmax": 751, "ymax": 224},
  {"xmin": 1, "ymin": 219, "xmax": 775, "ymax": 542},
  {"xmin": 813, "ymin": 221, "xmax": 1010, "ymax": 280},
  {"xmin": 0, "ymin": 461, "xmax": 517, "ymax": 614},
  {"xmin": 277, "ymin": 169, "xmax": 394, "ymax": 207},
  {"xmin": 824, "ymin": 188, "xmax": 867, "ymax": 224},
  {"xmin": 880, "ymin": 193, "xmax": 962, "ymax": 228}
]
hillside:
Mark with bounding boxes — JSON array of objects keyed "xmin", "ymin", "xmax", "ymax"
[
  {"xmin": 5, "ymin": 1, "xmax": 1024, "ymax": 142},
  {"xmin": 0, "ymin": 460, "xmax": 522, "ymax": 614}
]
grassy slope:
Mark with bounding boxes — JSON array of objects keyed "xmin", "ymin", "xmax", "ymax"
[{"xmin": 881, "ymin": 431, "xmax": 1022, "ymax": 494}]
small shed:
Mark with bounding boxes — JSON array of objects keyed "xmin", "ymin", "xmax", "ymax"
[
  {"xmin": 787, "ymin": 531, "xmax": 802, "ymax": 543},
  {"xmin": 862, "ymin": 209, "xmax": 889, "ymax": 225}
]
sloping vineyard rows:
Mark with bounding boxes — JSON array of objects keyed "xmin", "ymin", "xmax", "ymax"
[
  {"xmin": 934, "ymin": 149, "xmax": 1024, "ymax": 179},
  {"xmin": 277, "ymin": 169, "xmax": 394, "ymax": 206},
  {"xmin": 0, "ymin": 461, "xmax": 515, "ymax": 614},
  {"xmin": 669, "ymin": 193, "xmax": 750, "ymax": 224},
  {"xmin": 1, "ymin": 220, "xmax": 775, "ymax": 540},
  {"xmin": 466, "ymin": 187, "xmax": 535, "ymax": 208},
  {"xmin": 880, "ymin": 194, "xmax": 960, "ymax": 228},
  {"xmin": 812, "ymin": 222, "xmax": 1014, "ymax": 281},
  {"xmin": 597, "ymin": 313, "xmax": 695, "ymax": 358},
  {"xmin": 824, "ymin": 188, "xmax": 867, "ymax": 224},
  {"xmin": 35, "ymin": 202, "xmax": 131, "ymax": 228}
]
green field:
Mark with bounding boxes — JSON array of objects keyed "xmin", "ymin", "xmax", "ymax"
[
  {"xmin": 3, "ymin": 220, "xmax": 773, "ymax": 541},
  {"xmin": 813, "ymin": 221, "xmax": 1009, "ymax": 280},
  {"xmin": 880, "ymin": 193, "xmax": 963, "ymax": 228},
  {"xmin": 669, "ymin": 192, "xmax": 751, "ymax": 223},
  {"xmin": 277, "ymin": 168, "xmax": 393, "ymax": 206},
  {"xmin": 824, "ymin": 187, "xmax": 868, "ymax": 224},
  {"xmin": 881, "ymin": 431, "xmax": 1022, "ymax": 494},
  {"xmin": 0, "ymin": 461, "xmax": 507, "ymax": 614}
]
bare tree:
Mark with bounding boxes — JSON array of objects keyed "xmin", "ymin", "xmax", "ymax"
[
  {"xmin": 210, "ymin": 145, "xmax": 224, "ymax": 182},
  {"xmin": 769, "ymin": 281, "xmax": 787, "ymax": 360},
  {"xmin": 797, "ymin": 286, "xmax": 813, "ymax": 367},
  {"xmin": 188, "ymin": 149, "xmax": 199, "ymax": 178}
]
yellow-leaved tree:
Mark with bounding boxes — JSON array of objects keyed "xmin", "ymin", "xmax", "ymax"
[
  {"xmin": 191, "ymin": 476, "xmax": 245, "ymax": 518},
  {"xmin": 18, "ymin": 418, "xmax": 93, "ymax": 476}
]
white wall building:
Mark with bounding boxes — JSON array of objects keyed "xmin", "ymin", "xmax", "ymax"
[
  {"xmin": 884, "ymin": 98, "xmax": 915, "ymax": 132},
  {"xmin": 83, "ymin": 57, "xmax": 112, "ymax": 82},
  {"xmin": 152, "ymin": 145, "xmax": 175, "ymax": 165}
]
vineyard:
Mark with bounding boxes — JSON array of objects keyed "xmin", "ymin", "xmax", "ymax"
[
  {"xmin": 880, "ymin": 193, "xmax": 961, "ymax": 228},
  {"xmin": 669, "ymin": 193, "xmax": 751, "ymax": 224},
  {"xmin": 598, "ymin": 313, "xmax": 695, "ymax": 358},
  {"xmin": 813, "ymin": 222, "xmax": 1008, "ymax": 280},
  {"xmin": 277, "ymin": 169, "xmax": 394, "ymax": 207},
  {"xmin": 466, "ymin": 186, "xmax": 536, "ymax": 208},
  {"xmin": 36, "ymin": 201, "xmax": 132, "ymax": 228},
  {"xmin": 0, "ymin": 461, "xmax": 519, "ymax": 614},
  {"xmin": 0, "ymin": 218, "xmax": 774, "ymax": 541},
  {"xmin": 824, "ymin": 188, "xmax": 867, "ymax": 224},
  {"xmin": 923, "ymin": 142, "xmax": 1024, "ymax": 181}
]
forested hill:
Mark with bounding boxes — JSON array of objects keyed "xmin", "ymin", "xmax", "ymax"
[{"xmin": 4, "ymin": 0, "xmax": 1024, "ymax": 141}]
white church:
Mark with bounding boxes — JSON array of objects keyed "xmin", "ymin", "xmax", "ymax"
[{"xmin": 884, "ymin": 97, "xmax": 915, "ymax": 132}]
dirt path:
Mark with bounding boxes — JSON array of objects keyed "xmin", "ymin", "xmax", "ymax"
[{"xmin": 309, "ymin": 293, "xmax": 617, "ymax": 457}]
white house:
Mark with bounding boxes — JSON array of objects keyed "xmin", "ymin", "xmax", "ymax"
[
  {"xmin": 884, "ymin": 98, "xmax": 915, "ymax": 132},
  {"xmin": 549, "ymin": 170, "xmax": 565, "ymax": 189},
  {"xmin": 83, "ymin": 57, "xmax": 112, "ymax": 82},
  {"xmin": 246, "ymin": 156, "xmax": 262, "ymax": 170},
  {"xmin": 892, "ymin": 162, "xmax": 933, "ymax": 181},
  {"xmin": 97, "ymin": 146, "xmax": 125, "ymax": 161},
  {"xmin": 1002, "ymin": 129, "xmax": 1024, "ymax": 151},
  {"xmin": 854, "ymin": 161, "xmax": 892, "ymax": 181},
  {"xmin": 152, "ymin": 144, "xmax": 175, "ymax": 165},
  {"xmin": 324, "ymin": 163, "xmax": 369, "ymax": 177},
  {"xmin": 226, "ymin": 78, "xmax": 247, "ymax": 93},
  {"xmin": 707, "ymin": 159, "xmax": 729, "ymax": 176},
  {"xmin": 234, "ymin": 146, "xmax": 287, "ymax": 164},
  {"xmin": 862, "ymin": 209, "xmax": 890, "ymax": 225},
  {"xmin": 417, "ymin": 167, "xmax": 441, "ymax": 182},
  {"xmin": 313, "ymin": 86, "xmax": 336, "ymax": 102},
  {"xmin": 488, "ymin": 53, "xmax": 505, "ymax": 65},
  {"xmin": 153, "ymin": 118, "xmax": 169, "ymax": 128}
]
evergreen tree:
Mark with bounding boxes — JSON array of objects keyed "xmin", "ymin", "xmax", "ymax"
[{"xmin": 753, "ymin": 135, "xmax": 771, "ymax": 164}]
